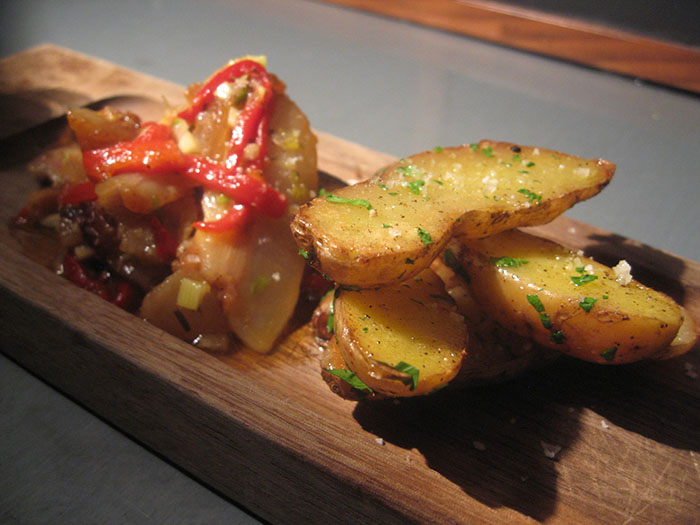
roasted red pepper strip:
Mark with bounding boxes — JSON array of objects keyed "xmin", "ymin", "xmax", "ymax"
[
  {"xmin": 63, "ymin": 254, "xmax": 139, "ymax": 310},
  {"xmin": 177, "ymin": 59, "xmax": 269, "ymax": 123},
  {"xmin": 80, "ymin": 61, "xmax": 286, "ymax": 232},
  {"xmin": 193, "ymin": 203, "xmax": 251, "ymax": 233},
  {"xmin": 226, "ymin": 78, "xmax": 272, "ymax": 167},
  {"xmin": 62, "ymin": 254, "xmax": 111, "ymax": 301},
  {"xmin": 133, "ymin": 122, "xmax": 173, "ymax": 142},
  {"xmin": 60, "ymin": 181, "xmax": 98, "ymax": 205},
  {"xmin": 184, "ymin": 156, "xmax": 287, "ymax": 218},
  {"xmin": 150, "ymin": 215, "xmax": 178, "ymax": 263},
  {"xmin": 83, "ymin": 138, "xmax": 186, "ymax": 181},
  {"xmin": 111, "ymin": 281, "xmax": 138, "ymax": 311}
]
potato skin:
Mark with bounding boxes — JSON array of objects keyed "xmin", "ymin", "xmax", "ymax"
[
  {"xmin": 291, "ymin": 141, "xmax": 614, "ymax": 288},
  {"xmin": 332, "ymin": 270, "xmax": 467, "ymax": 397},
  {"xmin": 320, "ymin": 337, "xmax": 385, "ymax": 401},
  {"xmin": 457, "ymin": 230, "xmax": 686, "ymax": 364}
]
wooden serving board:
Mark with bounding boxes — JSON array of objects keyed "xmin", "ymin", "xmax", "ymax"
[{"xmin": 1, "ymin": 45, "xmax": 699, "ymax": 524}]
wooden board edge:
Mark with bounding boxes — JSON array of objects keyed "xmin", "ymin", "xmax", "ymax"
[{"xmin": 0, "ymin": 43, "xmax": 185, "ymax": 140}]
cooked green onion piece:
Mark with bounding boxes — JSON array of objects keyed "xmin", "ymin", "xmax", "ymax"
[{"xmin": 177, "ymin": 278, "xmax": 211, "ymax": 310}]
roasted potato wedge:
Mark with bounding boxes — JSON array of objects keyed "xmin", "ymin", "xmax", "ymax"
[
  {"xmin": 659, "ymin": 309, "xmax": 699, "ymax": 359},
  {"xmin": 331, "ymin": 269, "xmax": 467, "ymax": 397},
  {"xmin": 431, "ymin": 248, "xmax": 561, "ymax": 387},
  {"xmin": 455, "ymin": 229, "xmax": 695, "ymax": 364},
  {"xmin": 292, "ymin": 141, "xmax": 614, "ymax": 288}
]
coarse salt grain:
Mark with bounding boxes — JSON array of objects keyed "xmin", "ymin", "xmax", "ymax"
[
  {"xmin": 473, "ymin": 441, "xmax": 487, "ymax": 451},
  {"xmin": 613, "ymin": 260, "xmax": 633, "ymax": 286},
  {"xmin": 540, "ymin": 441, "xmax": 561, "ymax": 459}
]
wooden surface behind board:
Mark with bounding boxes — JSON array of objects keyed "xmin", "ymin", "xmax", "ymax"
[
  {"xmin": 316, "ymin": 0, "xmax": 700, "ymax": 94},
  {"xmin": 1, "ymin": 45, "xmax": 699, "ymax": 524}
]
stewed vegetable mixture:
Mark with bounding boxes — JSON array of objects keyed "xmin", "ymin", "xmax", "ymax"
[{"xmin": 12, "ymin": 56, "xmax": 319, "ymax": 353}]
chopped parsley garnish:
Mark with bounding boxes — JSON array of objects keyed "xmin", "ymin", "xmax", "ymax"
[
  {"xmin": 324, "ymin": 368, "xmax": 373, "ymax": 392},
  {"xmin": 481, "ymin": 146, "xmax": 494, "ymax": 158},
  {"xmin": 433, "ymin": 146, "xmax": 444, "ymax": 152},
  {"xmin": 518, "ymin": 188, "xmax": 542, "ymax": 204},
  {"xmin": 539, "ymin": 313, "xmax": 552, "ymax": 329},
  {"xmin": 407, "ymin": 179, "xmax": 425, "ymax": 194},
  {"xmin": 432, "ymin": 179, "xmax": 444, "ymax": 185},
  {"xmin": 382, "ymin": 223, "xmax": 391, "ymax": 228},
  {"xmin": 443, "ymin": 248, "xmax": 470, "ymax": 283},
  {"xmin": 600, "ymin": 347, "xmax": 617, "ymax": 362},
  {"xmin": 512, "ymin": 153, "xmax": 522, "ymax": 163},
  {"xmin": 393, "ymin": 361, "xmax": 419, "ymax": 390},
  {"xmin": 396, "ymin": 165, "xmax": 419, "ymax": 177},
  {"xmin": 550, "ymin": 330, "xmax": 566, "ymax": 344},
  {"xmin": 492, "ymin": 256, "xmax": 529, "ymax": 268},
  {"xmin": 378, "ymin": 182, "xmax": 389, "ymax": 191},
  {"xmin": 526, "ymin": 161, "xmax": 536, "ymax": 168},
  {"xmin": 327, "ymin": 289, "xmax": 338, "ymax": 334},
  {"xmin": 470, "ymin": 143, "xmax": 479, "ymax": 151},
  {"xmin": 571, "ymin": 274, "xmax": 598, "ymax": 286},
  {"xmin": 579, "ymin": 297, "xmax": 598, "ymax": 312},
  {"xmin": 298, "ymin": 248, "xmax": 310, "ymax": 259},
  {"xmin": 319, "ymin": 188, "xmax": 372, "ymax": 210},
  {"xmin": 526, "ymin": 294, "xmax": 545, "ymax": 312},
  {"xmin": 417, "ymin": 227, "xmax": 433, "ymax": 245},
  {"xmin": 527, "ymin": 294, "xmax": 552, "ymax": 329}
]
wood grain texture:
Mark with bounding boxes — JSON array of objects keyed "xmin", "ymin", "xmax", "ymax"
[
  {"xmin": 1, "ymin": 45, "xmax": 699, "ymax": 524},
  {"xmin": 315, "ymin": 0, "xmax": 700, "ymax": 94},
  {"xmin": 0, "ymin": 44, "xmax": 186, "ymax": 140}
]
